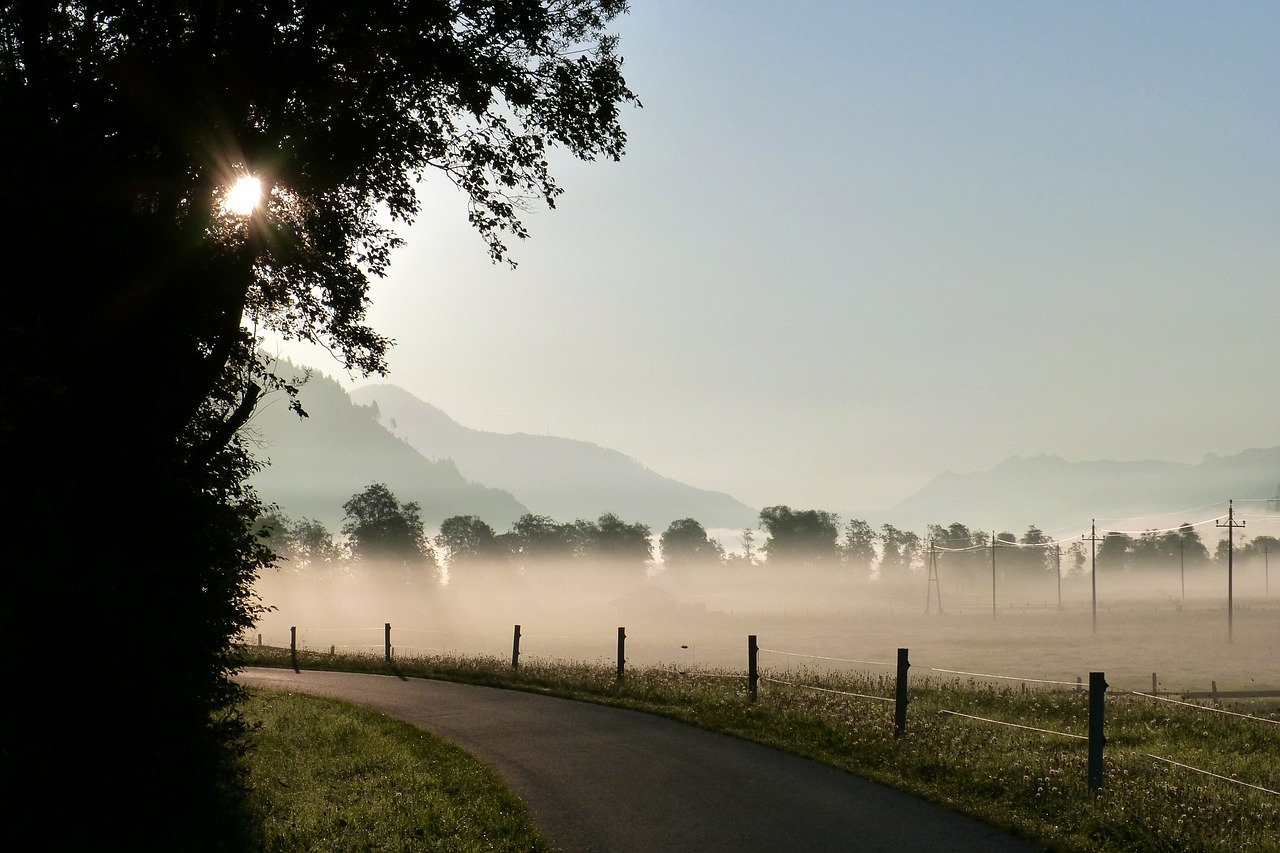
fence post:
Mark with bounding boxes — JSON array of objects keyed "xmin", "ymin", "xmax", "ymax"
[
  {"xmin": 384, "ymin": 622, "xmax": 392, "ymax": 662},
  {"xmin": 1088, "ymin": 671, "xmax": 1107, "ymax": 791},
  {"xmin": 616, "ymin": 627, "xmax": 626, "ymax": 681},
  {"xmin": 1151, "ymin": 672, "xmax": 1157, "ymax": 697},
  {"xmin": 512, "ymin": 624, "xmax": 521, "ymax": 671},
  {"xmin": 290, "ymin": 626, "xmax": 298, "ymax": 672},
  {"xmin": 748, "ymin": 634, "xmax": 758, "ymax": 702},
  {"xmin": 894, "ymin": 648, "xmax": 910, "ymax": 738}
]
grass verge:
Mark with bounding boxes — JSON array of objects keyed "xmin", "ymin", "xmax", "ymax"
[
  {"xmin": 240, "ymin": 646, "xmax": 1280, "ymax": 853},
  {"xmin": 239, "ymin": 688, "xmax": 549, "ymax": 851}
]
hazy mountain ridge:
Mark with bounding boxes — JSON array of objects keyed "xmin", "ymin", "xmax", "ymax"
[
  {"xmin": 885, "ymin": 448, "xmax": 1280, "ymax": 533},
  {"xmin": 349, "ymin": 383, "xmax": 759, "ymax": 530},
  {"xmin": 246, "ymin": 368, "xmax": 528, "ymax": 531}
]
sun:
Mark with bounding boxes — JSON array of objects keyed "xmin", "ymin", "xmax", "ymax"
[{"xmin": 222, "ymin": 175, "xmax": 263, "ymax": 216}]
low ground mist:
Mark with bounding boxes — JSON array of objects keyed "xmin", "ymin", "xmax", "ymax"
[{"xmin": 251, "ymin": 558, "xmax": 1279, "ymax": 695}]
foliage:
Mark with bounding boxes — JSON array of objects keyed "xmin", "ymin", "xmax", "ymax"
[
  {"xmin": 759, "ymin": 505, "xmax": 841, "ymax": 567},
  {"xmin": 257, "ymin": 511, "xmax": 343, "ymax": 574},
  {"xmin": 878, "ymin": 523, "xmax": 921, "ymax": 580},
  {"xmin": 840, "ymin": 518, "xmax": 877, "ymax": 569},
  {"xmin": 660, "ymin": 517, "xmax": 725, "ymax": 568},
  {"xmin": 0, "ymin": 2, "xmax": 634, "ymax": 847},
  {"xmin": 436, "ymin": 514, "xmax": 504, "ymax": 567},
  {"xmin": 341, "ymin": 482, "xmax": 434, "ymax": 566},
  {"xmin": 575, "ymin": 512, "xmax": 653, "ymax": 568}
]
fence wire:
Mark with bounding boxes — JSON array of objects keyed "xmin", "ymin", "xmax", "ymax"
[
  {"xmin": 938, "ymin": 709, "xmax": 1087, "ymax": 740},
  {"xmin": 1135, "ymin": 751, "xmax": 1280, "ymax": 797},
  {"xmin": 760, "ymin": 675, "xmax": 894, "ymax": 704},
  {"xmin": 758, "ymin": 647, "xmax": 895, "ymax": 667},
  {"xmin": 925, "ymin": 666, "xmax": 1080, "ymax": 687},
  {"xmin": 1122, "ymin": 690, "xmax": 1280, "ymax": 726}
]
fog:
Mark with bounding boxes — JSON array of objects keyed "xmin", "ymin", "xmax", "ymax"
[{"xmin": 251, "ymin": 547, "xmax": 1279, "ymax": 697}]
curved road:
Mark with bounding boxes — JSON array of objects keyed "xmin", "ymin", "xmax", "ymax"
[{"xmin": 238, "ymin": 668, "xmax": 1040, "ymax": 852}]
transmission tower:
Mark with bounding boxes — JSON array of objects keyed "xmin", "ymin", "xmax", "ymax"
[{"xmin": 925, "ymin": 539, "xmax": 943, "ymax": 614}]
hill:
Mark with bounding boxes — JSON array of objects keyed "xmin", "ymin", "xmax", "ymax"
[
  {"xmin": 245, "ymin": 367, "xmax": 527, "ymax": 531},
  {"xmin": 349, "ymin": 383, "xmax": 758, "ymax": 531},
  {"xmin": 884, "ymin": 448, "xmax": 1280, "ymax": 533}
]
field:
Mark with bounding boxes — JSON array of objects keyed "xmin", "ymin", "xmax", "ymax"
[{"xmin": 251, "ymin": 560, "xmax": 1280, "ymax": 695}]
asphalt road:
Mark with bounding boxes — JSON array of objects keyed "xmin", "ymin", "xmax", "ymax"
[{"xmin": 237, "ymin": 668, "xmax": 1041, "ymax": 852}]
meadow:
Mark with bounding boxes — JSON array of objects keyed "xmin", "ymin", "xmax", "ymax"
[
  {"xmin": 245, "ymin": 558, "xmax": 1279, "ymax": 850},
  {"xmin": 241, "ymin": 636, "xmax": 1279, "ymax": 852}
]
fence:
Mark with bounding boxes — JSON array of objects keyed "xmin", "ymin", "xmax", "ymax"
[{"xmin": 250, "ymin": 620, "xmax": 1280, "ymax": 798}]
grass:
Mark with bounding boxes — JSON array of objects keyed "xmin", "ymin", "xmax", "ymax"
[
  {"xmin": 240, "ymin": 645, "xmax": 1280, "ymax": 853},
  {"xmin": 239, "ymin": 688, "xmax": 549, "ymax": 851}
]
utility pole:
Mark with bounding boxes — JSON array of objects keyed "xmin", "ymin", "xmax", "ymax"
[
  {"xmin": 1179, "ymin": 537, "xmax": 1185, "ymax": 602},
  {"xmin": 1084, "ymin": 520, "xmax": 1103, "ymax": 635},
  {"xmin": 990, "ymin": 531, "xmax": 998, "ymax": 620},
  {"xmin": 1055, "ymin": 543, "xmax": 1062, "ymax": 610},
  {"xmin": 1217, "ymin": 500, "xmax": 1245, "ymax": 643}
]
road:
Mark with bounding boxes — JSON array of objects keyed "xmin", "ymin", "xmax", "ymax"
[{"xmin": 237, "ymin": 668, "xmax": 1041, "ymax": 852}]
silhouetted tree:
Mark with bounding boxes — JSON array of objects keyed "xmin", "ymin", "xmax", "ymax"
[
  {"xmin": 342, "ymin": 483, "xmax": 433, "ymax": 566},
  {"xmin": 508, "ymin": 513, "xmax": 580, "ymax": 564},
  {"xmin": 436, "ymin": 515, "xmax": 504, "ymax": 567},
  {"xmin": 257, "ymin": 512, "xmax": 342, "ymax": 575},
  {"xmin": 760, "ymin": 506, "xmax": 840, "ymax": 567},
  {"xmin": 841, "ymin": 519, "xmax": 877, "ymax": 571},
  {"xmin": 878, "ymin": 523, "xmax": 921, "ymax": 581},
  {"xmin": 1098, "ymin": 531, "xmax": 1134, "ymax": 572},
  {"xmin": 577, "ymin": 512, "xmax": 653, "ymax": 567},
  {"xmin": 0, "ymin": 4, "xmax": 635, "ymax": 846},
  {"xmin": 660, "ymin": 518, "xmax": 725, "ymax": 568}
]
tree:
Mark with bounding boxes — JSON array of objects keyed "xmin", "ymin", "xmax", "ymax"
[
  {"xmin": 841, "ymin": 519, "xmax": 877, "ymax": 571},
  {"xmin": 0, "ymin": 4, "xmax": 635, "ymax": 846},
  {"xmin": 257, "ymin": 512, "xmax": 342, "ymax": 574},
  {"xmin": 342, "ymin": 483, "xmax": 433, "ymax": 566},
  {"xmin": 1098, "ymin": 531, "xmax": 1134, "ymax": 572},
  {"xmin": 577, "ymin": 512, "xmax": 653, "ymax": 568},
  {"xmin": 759, "ymin": 506, "xmax": 840, "ymax": 567},
  {"xmin": 879, "ymin": 523, "xmax": 921, "ymax": 581},
  {"xmin": 660, "ymin": 518, "xmax": 725, "ymax": 569},
  {"xmin": 508, "ymin": 513, "xmax": 579, "ymax": 564},
  {"xmin": 436, "ymin": 515, "xmax": 504, "ymax": 567}
]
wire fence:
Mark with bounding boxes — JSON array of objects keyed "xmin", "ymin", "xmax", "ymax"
[{"xmin": 247, "ymin": 619, "xmax": 1279, "ymax": 798}]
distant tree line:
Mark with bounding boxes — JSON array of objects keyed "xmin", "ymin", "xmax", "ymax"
[{"xmin": 258, "ymin": 488, "xmax": 1269, "ymax": 583}]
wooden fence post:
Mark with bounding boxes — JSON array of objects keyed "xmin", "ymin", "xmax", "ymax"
[
  {"xmin": 616, "ymin": 627, "xmax": 626, "ymax": 681},
  {"xmin": 290, "ymin": 626, "xmax": 298, "ymax": 672},
  {"xmin": 384, "ymin": 622, "xmax": 392, "ymax": 662},
  {"xmin": 895, "ymin": 648, "xmax": 910, "ymax": 738},
  {"xmin": 512, "ymin": 625, "xmax": 521, "ymax": 671},
  {"xmin": 1088, "ymin": 671, "xmax": 1107, "ymax": 791},
  {"xmin": 748, "ymin": 634, "xmax": 758, "ymax": 702}
]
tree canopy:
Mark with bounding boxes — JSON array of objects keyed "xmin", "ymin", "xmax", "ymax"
[
  {"xmin": 0, "ymin": 3, "xmax": 635, "ymax": 848},
  {"xmin": 759, "ymin": 505, "xmax": 840, "ymax": 567},
  {"xmin": 342, "ymin": 482, "xmax": 434, "ymax": 566},
  {"xmin": 660, "ymin": 517, "xmax": 725, "ymax": 568}
]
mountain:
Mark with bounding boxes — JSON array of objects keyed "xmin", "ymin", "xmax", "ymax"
[
  {"xmin": 246, "ymin": 367, "xmax": 527, "ymax": 531},
  {"xmin": 884, "ymin": 448, "xmax": 1280, "ymax": 533},
  {"xmin": 348, "ymin": 383, "xmax": 759, "ymax": 531}
]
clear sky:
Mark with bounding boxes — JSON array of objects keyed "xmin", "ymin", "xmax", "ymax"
[{"xmin": 272, "ymin": 1, "xmax": 1279, "ymax": 518}]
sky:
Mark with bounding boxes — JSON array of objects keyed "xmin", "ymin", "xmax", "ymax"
[{"xmin": 271, "ymin": 1, "xmax": 1280, "ymax": 518}]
